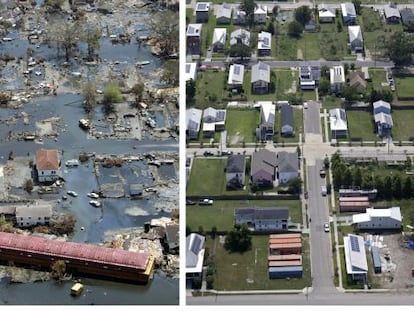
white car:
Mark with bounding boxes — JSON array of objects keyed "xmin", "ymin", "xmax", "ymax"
[
  {"xmin": 303, "ymin": 102, "xmax": 308, "ymax": 109},
  {"xmin": 67, "ymin": 190, "xmax": 78, "ymax": 197},
  {"xmin": 199, "ymin": 199, "xmax": 213, "ymax": 205},
  {"xmin": 87, "ymin": 192, "xmax": 99, "ymax": 199},
  {"xmin": 324, "ymin": 223, "xmax": 330, "ymax": 232},
  {"xmin": 89, "ymin": 200, "xmax": 101, "ymax": 207}
]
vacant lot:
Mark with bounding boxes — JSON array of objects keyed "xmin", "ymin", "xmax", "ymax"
[
  {"xmin": 392, "ymin": 110, "xmax": 414, "ymax": 141},
  {"xmin": 205, "ymin": 234, "xmax": 311, "ymax": 290},
  {"xmin": 226, "ymin": 108, "xmax": 258, "ymax": 144},
  {"xmin": 395, "ymin": 76, "xmax": 414, "ymax": 99},
  {"xmin": 194, "ymin": 70, "xmax": 227, "ymax": 110},
  {"xmin": 186, "ymin": 158, "xmax": 226, "ymax": 196},
  {"xmin": 346, "ymin": 110, "xmax": 377, "ymax": 141}
]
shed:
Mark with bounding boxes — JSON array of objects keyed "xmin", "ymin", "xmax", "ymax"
[
  {"xmin": 371, "ymin": 246, "xmax": 381, "ymax": 273},
  {"xmin": 269, "ymin": 266, "xmax": 303, "ymax": 279}
]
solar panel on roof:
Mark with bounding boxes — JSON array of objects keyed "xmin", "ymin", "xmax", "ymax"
[
  {"xmin": 190, "ymin": 236, "xmax": 202, "ymax": 254},
  {"xmin": 188, "ymin": 120, "xmax": 199, "ymax": 130},
  {"xmin": 350, "ymin": 235, "xmax": 360, "ymax": 252},
  {"xmin": 234, "ymin": 66, "xmax": 240, "ymax": 75},
  {"xmin": 197, "ymin": 3, "xmax": 207, "ymax": 10},
  {"xmin": 263, "ymin": 37, "xmax": 269, "ymax": 46},
  {"xmin": 216, "ymin": 110, "xmax": 225, "ymax": 121},
  {"xmin": 185, "ymin": 64, "xmax": 191, "ymax": 73}
]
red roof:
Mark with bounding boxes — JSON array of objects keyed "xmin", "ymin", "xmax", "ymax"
[
  {"xmin": 0, "ymin": 232, "xmax": 151, "ymax": 270},
  {"xmin": 36, "ymin": 149, "xmax": 59, "ymax": 170}
]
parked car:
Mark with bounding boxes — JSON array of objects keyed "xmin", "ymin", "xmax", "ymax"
[
  {"xmin": 203, "ymin": 151, "xmax": 214, "ymax": 157},
  {"xmin": 221, "ymin": 150, "xmax": 233, "ymax": 156},
  {"xmin": 199, "ymin": 198, "xmax": 214, "ymax": 205},
  {"xmin": 87, "ymin": 192, "xmax": 99, "ymax": 199},
  {"xmin": 89, "ymin": 200, "xmax": 101, "ymax": 208},
  {"xmin": 319, "ymin": 169, "xmax": 326, "ymax": 177},
  {"xmin": 321, "ymin": 186, "xmax": 327, "ymax": 196},
  {"xmin": 324, "ymin": 223, "xmax": 330, "ymax": 232},
  {"xmin": 67, "ymin": 190, "xmax": 78, "ymax": 197},
  {"xmin": 303, "ymin": 102, "xmax": 308, "ymax": 109}
]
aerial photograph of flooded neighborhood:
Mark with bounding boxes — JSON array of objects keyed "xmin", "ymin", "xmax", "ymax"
[
  {"xmin": 0, "ymin": 0, "xmax": 179, "ymax": 305},
  {"xmin": 186, "ymin": 0, "xmax": 414, "ymax": 306}
]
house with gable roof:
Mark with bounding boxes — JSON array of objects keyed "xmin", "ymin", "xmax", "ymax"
[
  {"xmin": 251, "ymin": 149, "xmax": 277, "ymax": 187},
  {"xmin": 256, "ymin": 101, "xmax": 275, "ymax": 141},
  {"xmin": 277, "ymin": 151, "xmax": 299, "ymax": 185},
  {"xmin": 36, "ymin": 149, "xmax": 61, "ymax": 183},
  {"xmin": 251, "ymin": 62, "xmax": 270, "ymax": 94},
  {"xmin": 257, "ymin": 31, "xmax": 271, "ymax": 56},
  {"xmin": 226, "ymin": 153, "xmax": 246, "ymax": 189}
]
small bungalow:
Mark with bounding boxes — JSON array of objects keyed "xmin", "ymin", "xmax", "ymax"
[
  {"xmin": 344, "ymin": 234, "xmax": 368, "ymax": 281},
  {"xmin": 257, "ymin": 31, "xmax": 271, "ymax": 56},
  {"xmin": 185, "ymin": 62, "xmax": 197, "ymax": 82},
  {"xmin": 318, "ymin": 4, "xmax": 336, "ymax": 23},
  {"xmin": 186, "ymin": 24, "xmax": 202, "ymax": 55},
  {"xmin": 373, "ymin": 100, "xmax": 393, "ymax": 137},
  {"xmin": 202, "ymin": 107, "xmax": 227, "ymax": 137},
  {"xmin": 186, "ymin": 233, "xmax": 205, "ymax": 284},
  {"xmin": 277, "ymin": 151, "xmax": 299, "ymax": 185},
  {"xmin": 212, "ymin": 28, "xmax": 227, "ymax": 52},
  {"xmin": 400, "ymin": 7, "xmax": 414, "ymax": 26},
  {"xmin": 348, "ymin": 25, "xmax": 363, "ymax": 53},
  {"xmin": 235, "ymin": 207, "xmax": 289, "ymax": 231},
  {"xmin": 195, "ymin": 2, "xmax": 210, "ymax": 23},
  {"xmin": 352, "ymin": 207, "xmax": 402, "ymax": 230},
  {"xmin": 349, "ymin": 71, "xmax": 367, "ymax": 93},
  {"xmin": 251, "ymin": 149, "xmax": 277, "ymax": 187},
  {"xmin": 251, "ymin": 62, "xmax": 270, "ymax": 94},
  {"xmin": 226, "ymin": 154, "xmax": 246, "ymax": 189},
  {"xmin": 384, "ymin": 4, "xmax": 401, "ymax": 24},
  {"xmin": 230, "ymin": 29, "xmax": 250, "ymax": 48},
  {"xmin": 36, "ymin": 149, "xmax": 61, "ymax": 183},
  {"xmin": 215, "ymin": 3, "xmax": 232, "ymax": 24},
  {"xmin": 233, "ymin": 10, "xmax": 247, "ymax": 25},
  {"xmin": 373, "ymin": 100, "xmax": 391, "ymax": 114},
  {"xmin": 341, "ymin": 2, "xmax": 356, "ymax": 25},
  {"xmin": 280, "ymin": 102, "xmax": 294, "ymax": 137},
  {"xmin": 186, "ymin": 108, "xmax": 202, "ymax": 140},
  {"xmin": 257, "ymin": 102, "xmax": 275, "ymax": 141},
  {"xmin": 330, "ymin": 65, "xmax": 345, "ymax": 93},
  {"xmin": 227, "ymin": 64, "xmax": 245, "ymax": 91},
  {"xmin": 254, "ymin": 4, "xmax": 267, "ymax": 24},
  {"xmin": 329, "ymin": 108, "xmax": 348, "ymax": 139},
  {"xmin": 299, "ymin": 62, "xmax": 320, "ymax": 90}
]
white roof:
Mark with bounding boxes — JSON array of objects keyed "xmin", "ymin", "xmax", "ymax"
[
  {"xmin": 329, "ymin": 108, "xmax": 348, "ymax": 131},
  {"xmin": 186, "ymin": 24, "xmax": 202, "ymax": 37},
  {"xmin": 195, "ymin": 2, "xmax": 210, "ymax": 12},
  {"xmin": 373, "ymin": 100, "xmax": 391, "ymax": 111},
  {"xmin": 344, "ymin": 234, "xmax": 368, "ymax": 275},
  {"xmin": 185, "ymin": 63, "xmax": 197, "ymax": 81},
  {"xmin": 186, "ymin": 108, "xmax": 202, "ymax": 131},
  {"xmin": 330, "ymin": 65, "xmax": 345, "ymax": 84},
  {"xmin": 341, "ymin": 2, "xmax": 356, "ymax": 17},
  {"xmin": 348, "ymin": 25, "xmax": 362, "ymax": 43},
  {"xmin": 228, "ymin": 64, "xmax": 245, "ymax": 85},
  {"xmin": 203, "ymin": 122, "xmax": 215, "ymax": 132},
  {"xmin": 230, "ymin": 29, "xmax": 250, "ymax": 46},
  {"xmin": 260, "ymin": 101, "xmax": 275, "ymax": 124},
  {"xmin": 319, "ymin": 4, "xmax": 336, "ymax": 18},
  {"xmin": 215, "ymin": 3, "xmax": 232, "ymax": 19},
  {"xmin": 352, "ymin": 207, "xmax": 402, "ymax": 223},
  {"xmin": 384, "ymin": 5, "xmax": 401, "ymax": 19},
  {"xmin": 186, "ymin": 233, "xmax": 205, "ymax": 273},
  {"xmin": 16, "ymin": 205, "xmax": 53, "ymax": 217},
  {"xmin": 374, "ymin": 112, "xmax": 393, "ymax": 126},
  {"xmin": 254, "ymin": 4, "xmax": 267, "ymax": 15},
  {"xmin": 212, "ymin": 28, "xmax": 227, "ymax": 45},
  {"xmin": 258, "ymin": 31, "xmax": 271, "ymax": 50},
  {"xmin": 251, "ymin": 62, "xmax": 270, "ymax": 83}
]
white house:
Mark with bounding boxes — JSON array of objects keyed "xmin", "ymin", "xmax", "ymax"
[
  {"xmin": 235, "ymin": 207, "xmax": 289, "ymax": 231},
  {"xmin": 319, "ymin": 4, "xmax": 336, "ymax": 23},
  {"xmin": 16, "ymin": 204, "xmax": 53, "ymax": 228},
  {"xmin": 330, "ymin": 65, "xmax": 345, "ymax": 93},
  {"xmin": 186, "ymin": 108, "xmax": 202, "ymax": 140},
  {"xmin": 352, "ymin": 207, "xmax": 402, "ymax": 230},
  {"xmin": 186, "ymin": 233, "xmax": 206, "ymax": 283},
  {"xmin": 254, "ymin": 4, "xmax": 267, "ymax": 24},
  {"xmin": 202, "ymin": 107, "xmax": 227, "ymax": 137},
  {"xmin": 348, "ymin": 25, "xmax": 363, "ymax": 52},
  {"xmin": 227, "ymin": 64, "xmax": 245, "ymax": 90},
  {"xmin": 257, "ymin": 31, "xmax": 271, "ymax": 56},
  {"xmin": 212, "ymin": 28, "xmax": 227, "ymax": 52},
  {"xmin": 36, "ymin": 149, "xmax": 61, "ymax": 183},
  {"xmin": 251, "ymin": 61, "xmax": 270, "ymax": 94},
  {"xmin": 185, "ymin": 62, "xmax": 197, "ymax": 82},
  {"xmin": 330, "ymin": 108, "xmax": 348, "ymax": 139},
  {"xmin": 344, "ymin": 234, "xmax": 368, "ymax": 281},
  {"xmin": 215, "ymin": 3, "xmax": 232, "ymax": 24},
  {"xmin": 257, "ymin": 101, "xmax": 275, "ymax": 141},
  {"xmin": 277, "ymin": 151, "xmax": 299, "ymax": 185},
  {"xmin": 341, "ymin": 2, "xmax": 356, "ymax": 25},
  {"xmin": 233, "ymin": 10, "xmax": 247, "ymax": 25}
]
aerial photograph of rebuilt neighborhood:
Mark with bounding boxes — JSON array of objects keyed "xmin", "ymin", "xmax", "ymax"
[
  {"xmin": 185, "ymin": 0, "xmax": 414, "ymax": 306},
  {"xmin": 0, "ymin": 0, "xmax": 179, "ymax": 305}
]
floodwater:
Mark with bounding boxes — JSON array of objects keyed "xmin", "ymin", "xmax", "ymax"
[{"xmin": 0, "ymin": 6, "xmax": 179, "ymax": 304}]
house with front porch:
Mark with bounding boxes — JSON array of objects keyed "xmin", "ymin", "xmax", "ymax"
[{"xmin": 36, "ymin": 149, "xmax": 61, "ymax": 183}]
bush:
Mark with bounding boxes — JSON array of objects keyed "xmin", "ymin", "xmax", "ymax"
[{"xmin": 103, "ymin": 82, "xmax": 122, "ymax": 104}]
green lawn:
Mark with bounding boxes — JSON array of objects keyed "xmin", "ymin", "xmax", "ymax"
[
  {"xmin": 322, "ymin": 95, "xmax": 343, "ymax": 110},
  {"xmin": 205, "ymin": 234, "xmax": 311, "ymax": 290},
  {"xmin": 186, "ymin": 158, "xmax": 227, "ymax": 196},
  {"xmin": 395, "ymin": 76, "xmax": 414, "ymax": 99},
  {"xmin": 368, "ymin": 69, "xmax": 389, "ymax": 91},
  {"xmin": 275, "ymin": 69, "xmax": 297, "ymax": 100},
  {"xmin": 194, "ymin": 70, "xmax": 227, "ymax": 110},
  {"xmin": 187, "ymin": 199, "xmax": 302, "ymax": 232},
  {"xmin": 346, "ymin": 110, "xmax": 377, "ymax": 141},
  {"xmin": 186, "ymin": 8, "xmax": 194, "ymax": 24},
  {"xmin": 226, "ymin": 108, "xmax": 258, "ymax": 144},
  {"xmin": 392, "ymin": 110, "xmax": 414, "ymax": 141}
]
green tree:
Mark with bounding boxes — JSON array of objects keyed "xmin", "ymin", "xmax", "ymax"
[
  {"xmin": 392, "ymin": 175, "xmax": 402, "ymax": 199},
  {"xmin": 318, "ymin": 79, "xmax": 330, "ymax": 96},
  {"xmin": 224, "ymin": 224, "xmax": 251, "ymax": 253},
  {"xmin": 342, "ymin": 85, "xmax": 359, "ymax": 102},
  {"xmin": 85, "ymin": 24, "xmax": 101, "ymax": 62},
  {"xmin": 294, "ymin": 6, "xmax": 312, "ymax": 27},
  {"xmin": 131, "ymin": 81, "xmax": 145, "ymax": 104},
  {"xmin": 287, "ymin": 177, "xmax": 302, "ymax": 194},
  {"xmin": 272, "ymin": 5, "xmax": 280, "ymax": 17},
  {"xmin": 352, "ymin": 0, "xmax": 362, "ymax": 15},
  {"xmin": 239, "ymin": 0, "xmax": 256, "ymax": 26},
  {"xmin": 210, "ymin": 226, "xmax": 217, "ymax": 239},
  {"xmin": 373, "ymin": 175, "xmax": 384, "ymax": 199},
  {"xmin": 186, "ymin": 79, "xmax": 196, "ymax": 104},
  {"xmin": 385, "ymin": 32, "xmax": 414, "ymax": 67},
  {"xmin": 342, "ymin": 168, "xmax": 353, "ymax": 188},
  {"xmin": 353, "ymin": 167, "xmax": 362, "ymax": 188},
  {"xmin": 229, "ymin": 44, "xmax": 252, "ymax": 61},
  {"xmin": 266, "ymin": 21, "xmax": 275, "ymax": 35},
  {"xmin": 287, "ymin": 20, "xmax": 303, "ymax": 38},
  {"xmin": 383, "ymin": 175, "xmax": 393, "ymax": 199},
  {"xmin": 361, "ymin": 173, "xmax": 374, "ymax": 190},
  {"xmin": 161, "ymin": 60, "xmax": 179, "ymax": 87},
  {"xmin": 403, "ymin": 176, "xmax": 412, "ymax": 198},
  {"xmin": 103, "ymin": 81, "xmax": 122, "ymax": 105},
  {"xmin": 82, "ymin": 81, "xmax": 97, "ymax": 113},
  {"xmin": 148, "ymin": 11, "xmax": 179, "ymax": 57}
]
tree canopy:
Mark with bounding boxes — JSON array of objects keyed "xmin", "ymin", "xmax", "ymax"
[
  {"xmin": 294, "ymin": 6, "xmax": 312, "ymax": 27},
  {"xmin": 385, "ymin": 32, "xmax": 414, "ymax": 67}
]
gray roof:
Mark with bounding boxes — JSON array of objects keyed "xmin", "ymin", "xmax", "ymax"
[
  {"xmin": 341, "ymin": 2, "xmax": 356, "ymax": 17},
  {"xmin": 230, "ymin": 29, "xmax": 250, "ymax": 46},
  {"xmin": 400, "ymin": 8, "xmax": 414, "ymax": 25},
  {"xmin": 374, "ymin": 112, "xmax": 393, "ymax": 126},
  {"xmin": 277, "ymin": 151, "xmax": 299, "ymax": 174},
  {"xmin": 251, "ymin": 149, "xmax": 277, "ymax": 176},
  {"xmin": 195, "ymin": 2, "xmax": 210, "ymax": 12},
  {"xmin": 186, "ymin": 233, "xmax": 205, "ymax": 268},
  {"xmin": 165, "ymin": 224, "xmax": 179, "ymax": 246},
  {"xmin": 373, "ymin": 100, "xmax": 391, "ymax": 113},
  {"xmin": 251, "ymin": 62, "xmax": 270, "ymax": 84},
  {"xmin": 186, "ymin": 108, "xmax": 202, "ymax": 131},
  {"xmin": 16, "ymin": 205, "xmax": 53, "ymax": 217},
  {"xmin": 215, "ymin": 3, "xmax": 232, "ymax": 19},
  {"xmin": 383, "ymin": 5, "xmax": 401, "ymax": 19},
  {"xmin": 227, "ymin": 154, "xmax": 245, "ymax": 173},
  {"xmin": 280, "ymin": 103, "xmax": 294, "ymax": 129},
  {"xmin": 235, "ymin": 207, "xmax": 289, "ymax": 220},
  {"xmin": 186, "ymin": 24, "xmax": 202, "ymax": 37}
]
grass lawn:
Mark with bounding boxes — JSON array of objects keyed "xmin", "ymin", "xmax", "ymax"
[
  {"xmin": 395, "ymin": 76, "xmax": 414, "ymax": 99},
  {"xmin": 186, "ymin": 158, "xmax": 227, "ymax": 196},
  {"xmin": 301, "ymin": 90, "xmax": 317, "ymax": 101},
  {"xmin": 186, "ymin": 8, "xmax": 195, "ymax": 24},
  {"xmin": 194, "ymin": 70, "xmax": 227, "ymax": 110},
  {"xmin": 368, "ymin": 69, "xmax": 388, "ymax": 91},
  {"xmin": 275, "ymin": 69, "xmax": 297, "ymax": 100},
  {"xmin": 322, "ymin": 95, "xmax": 343, "ymax": 110},
  {"xmin": 205, "ymin": 234, "xmax": 311, "ymax": 290},
  {"xmin": 275, "ymin": 107, "xmax": 303, "ymax": 144},
  {"xmin": 226, "ymin": 108, "xmax": 258, "ymax": 144},
  {"xmin": 187, "ymin": 199, "xmax": 302, "ymax": 232},
  {"xmin": 346, "ymin": 110, "xmax": 377, "ymax": 141},
  {"xmin": 391, "ymin": 110, "xmax": 414, "ymax": 141}
]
